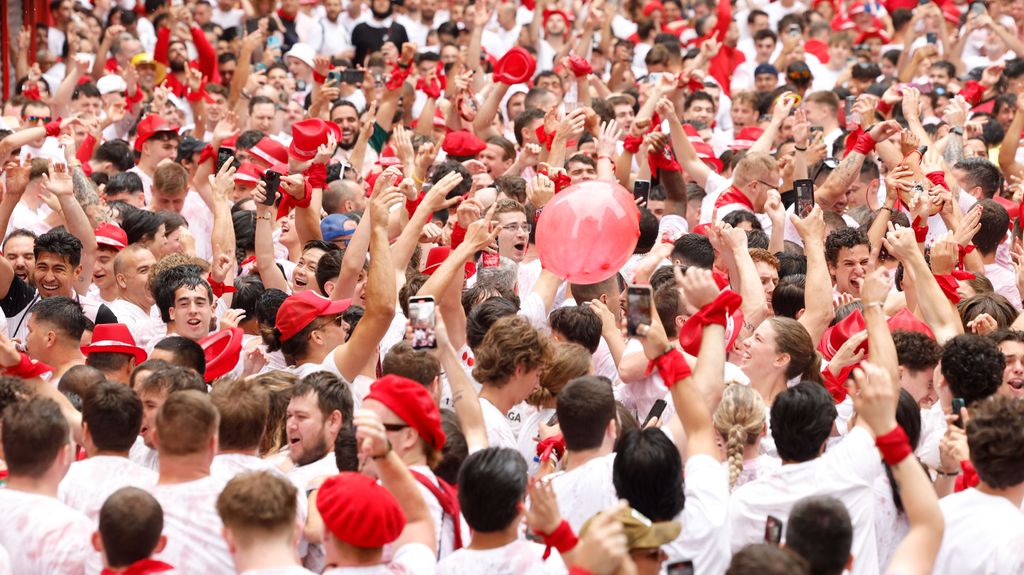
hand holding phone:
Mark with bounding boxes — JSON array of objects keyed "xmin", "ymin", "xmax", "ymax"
[
  {"xmin": 261, "ymin": 170, "xmax": 281, "ymax": 206},
  {"xmin": 626, "ymin": 285, "xmax": 653, "ymax": 337},
  {"xmin": 642, "ymin": 399, "xmax": 667, "ymax": 428},
  {"xmin": 409, "ymin": 296, "xmax": 437, "ymax": 350},
  {"xmin": 951, "ymin": 398, "xmax": 967, "ymax": 428},
  {"xmin": 633, "ymin": 180, "xmax": 651, "ymax": 205},
  {"xmin": 794, "ymin": 179, "xmax": 814, "ymax": 217}
]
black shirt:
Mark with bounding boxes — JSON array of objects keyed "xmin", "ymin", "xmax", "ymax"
[{"xmin": 351, "ymin": 20, "xmax": 409, "ymax": 67}]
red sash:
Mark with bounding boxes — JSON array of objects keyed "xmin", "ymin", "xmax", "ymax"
[
  {"xmin": 410, "ymin": 470, "xmax": 464, "ymax": 553},
  {"xmin": 101, "ymin": 559, "xmax": 174, "ymax": 575},
  {"xmin": 714, "ymin": 186, "xmax": 754, "ymax": 212}
]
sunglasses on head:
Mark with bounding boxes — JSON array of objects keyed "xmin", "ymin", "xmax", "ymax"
[{"xmin": 24, "ymin": 116, "xmax": 51, "ymax": 123}]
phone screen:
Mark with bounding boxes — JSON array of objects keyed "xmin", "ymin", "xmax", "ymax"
[
  {"xmin": 845, "ymin": 95, "xmax": 858, "ymax": 126},
  {"xmin": 952, "ymin": 398, "xmax": 967, "ymax": 429},
  {"xmin": 666, "ymin": 560, "xmax": 695, "ymax": 575},
  {"xmin": 633, "ymin": 180, "xmax": 651, "ymax": 204},
  {"xmin": 341, "ymin": 70, "xmax": 364, "ymax": 85},
  {"xmin": 410, "ymin": 297, "xmax": 437, "ymax": 350},
  {"xmin": 261, "ymin": 170, "xmax": 281, "ymax": 205},
  {"xmin": 765, "ymin": 516, "xmax": 783, "ymax": 544},
  {"xmin": 795, "ymin": 179, "xmax": 814, "ymax": 217},
  {"xmin": 216, "ymin": 147, "xmax": 235, "ymax": 171},
  {"xmin": 626, "ymin": 286, "xmax": 652, "ymax": 337}
]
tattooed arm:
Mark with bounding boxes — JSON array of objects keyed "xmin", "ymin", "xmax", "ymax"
[{"xmin": 71, "ymin": 165, "xmax": 111, "ymax": 226}]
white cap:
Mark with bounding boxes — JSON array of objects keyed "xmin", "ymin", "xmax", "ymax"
[
  {"xmin": 284, "ymin": 43, "xmax": 316, "ymax": 69},
  {"xmin": 96, "ymin": 75, "xmax": 127, "ymax": 95}
]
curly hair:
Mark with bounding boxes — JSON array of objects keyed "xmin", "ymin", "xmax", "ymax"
[
  {"xmin": 527, "ymin": 343, "xmax": 592, "ymax": 407},
  {"xmin": 824, "ymin": 227, "xmax": 870, "ymax": 267},
  {"xmin": 713, "ymin": 384, "xmax": 767, "ymax": 491},
  {"xmin": 967, "ymin": 395, "xmax": 1024, "ymax": 489},
  {"xmin": 472, "ymin": 316, "xmax": 553, "ymax": 386},
  {"xmin": 941, "ymin": 334, "xmax": 1004, "ymax": 406},
  {"xmin": 893, "ymin": 330, "xmax": 942, "ymax": 372}
]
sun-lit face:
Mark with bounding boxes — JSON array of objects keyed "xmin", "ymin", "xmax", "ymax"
[
  {"xmin": 830, "ymin": 244, "xmax": 870, "ymax": 297},
  {"xmin": 740, "ymin": 321, "xmax": 784, "ymax": 378},
  {"xmin": 167, "ymin": 285, "xmax": 212, "ymax": 341},
  {"xmin": 495, "ymin": 211, "xmax": 529, "ymax": 263},
  {"xmin": 4, "ymin": 235, "xmax": 35, "ymax": 283},
  {"xmin": 286, "ymin": 391, "xmax": 331, "ymax": 466},
  {"xmin": 998, "ymin": 340, "xmax": 1024, "ymax": 397},
  {"xmin": 138, "ymin": 388, "xmax": 167, "ymax": 449},
  {"xmin": 93, "ymin": 248, "xmax": 118, "ymax": 293},
  {"xmin": 33, "ymin": 252, "xmax": 79, "ymax": 299},
  {"xmin": 292, "ymin": 248, "xmax": 325, "ymax": 293}
]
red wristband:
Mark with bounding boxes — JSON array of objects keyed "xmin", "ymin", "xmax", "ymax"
[
  {"xmin": 304, "ymin": 162, "xmax": 328, "ymax": 189},
  {"xmin": 645, "ymin": 348, "xmax": 693, "ymax": 388},
  {"xmin": 851, "ymin": 133, "xmax": 876, "ymax": 155},
  {"xmin": 536, "ymin": 520, "xmax": 578, "ymax": 559},
  {"xmin": 535, "ymin": 434, "xmax": 566, "ymax": 463},
  {"xmin": 933, "ymin": 273, "xmax": 961, "ymax": 304},
  {"xmin": 569, "ymin": 568, "xmax": 596, "ymax": 575},
  {"xmin": 622, "ymin": 135, "xmax": 643, "ymax": 154},
  {"xmin": 877, "ymin": 100, "xmax": 893, "ymax": 116},
  {"xmin": 44, "ymin": 118, "xmax": 62, "ymax": 138},
  {"xmin": 911, "ymin": 216, "xmax": 928, "ymax": 243},
  {"xmin": 875, "ymin": 426, "xmax": 912, "ymax": 466},
  {"xmin": 925, "ymin": 171, "xmax": 950, "ymax": 191},
  {"xmin": 5, "ymin": 352, "xmax": 53, "ymax": 379},
  {"xmin": 207, "ymin": 274, "xmax": 236, "ymax": 298},
  {"xmin": 312, "ymin": 70, "xmax": 327, "ymax": 84}
]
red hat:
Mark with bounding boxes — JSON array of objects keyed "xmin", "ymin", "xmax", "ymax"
[
  {"xmin": 679, "ymin": 308, "xmax": 744, "ymax": 356},
  {"xmin": 729, "ymin": 126, "xmax": 765, "ymax": 151},
  {"xmin": 200, "ymin": 327, "xmax": 244, "ymax": 383},
  {"xmin": 542, "ymin": 9, "xmax": 573, "ymax": 32},
  {"xmin": 804, "ymin": 38, "xmax": 830, "ymax": 64},
  {"xmin": 818, "ymin": 308, "xmax": 867, "ymax": 360},
  {"xmin": 854, "ymin": 29, "xmax": 891, "ymax": 45},
  {"xmin": 693, "ymin": 141, "xmax": 723, "ymax": 172},
  {"xmin": 95, "ymin": 223, "xmax": 128, "ymax": 251},
  {"xmin": 942, "ymin": 3, "xmax": 961, "ymax": 26},
  {"xmin": 494, "ymin": 47, "xmax": 538, "ymax": 85},
  {"xmin": 134, "ymin": 114, "xmax": 178, "ymax": 152},
  {"xmin": 642, "ymin": 1, "xmax": 664, "ymax": 16},
  {"xmin": 250, "ymin": 137, "xmax": 289, "ymax": 166},
  {"xmin": 234, "ymin": 162, "xmax": 263, "ymax": 185},
  {"xmin": 317, "ymin": 472, "xmax": 406, "ymax": 547},
  {"xmin": 443, "ymin": 130, "xmax": 487, "ymax": 159},
  {"xmin": 82, "ymin": 323, "xmax": 147, "ymax": 364},
  {"xmin": 289, "ymin": 118, "xmax": 343, "ymax": 161},
  {"xmin": 887, "ymin": 308, "xmax": 935, "ymax": 339},
  {"xmin": 849, "ymin": 1, "xmax": 868, "ymax": 15},
  {"xmin": 275, "ymin": 291, "xmax": 352, "ymax": 342},
  {"xmin": 366, "ymin": 375, "xmax": 446, "ymax": 450},
  {"xmin": 423, "ymin": 246, "xmax": 452, "ymax": 275}
]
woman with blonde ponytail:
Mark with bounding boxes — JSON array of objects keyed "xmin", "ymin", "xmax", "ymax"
[{"xmin": 713, "ymin": 384, "xmax": 776, "ymax": 491}]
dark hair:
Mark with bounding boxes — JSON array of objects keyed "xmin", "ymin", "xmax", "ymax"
[
  {"xmin": 292, "ymin": 372, "xmax": 354, "ymax": 426},
  {"xmin": 232, "ymin": 211, "xmax": 256, "ymax": 259},
  {"xmin": 137, "ymin": 365, "xmax": 207, "ymax": 396},
  {"xmin": 612, "ymin": 428, "xmax": 684, "ymax": 521},
  {"xmin": 315, "ymin": 250, "xmax": 343, "ymax": 295},
  {"xmin": 650, "ymin": 265, "xmax": 679, "ymax": 291},
  {"xmin": 105, "ymin": 171, "xmax": 145, "ymax": 196},
  {"xmin": 466, "ymin": 297, "xmax": 518, "ymax": 350},
  {"xmin": 153, "ymin": 268, "xmax": 213, "ymax": 323},
  {"xmin": 98, "ymin": 487, "xmax": 165, "ymax": 568},
  {"xmin": 548, "ymin": 306, "xmax": 602, "ymax": 353},
  {"xmin": 87, "ymin": 350, "xmax": 136, "ymax": 374},
  {"xmin": 893, "ymin": 330, "xmax": 942, "ymax": 371},
  {"xmin": 231, "ymin": 276, "xmax": 265, "ymax": 326},
  {"xmin": 967, "ymin": 395, "xmax": 1024, "ymax": 488},
  {"xmin": 770, "ymin": 382, "xmax": 837, "ymax": 462},
  {"xmin": 333, "ymin": 425, "xmax": 359, "ymax": 472},
  {"xmin": 94, "ymin": 140, "xmax": 136, "ymax": 172},
  {"xmin": 824, "ymin": 227, "xmax": 869, "ymax": 267},
  {"xmin": 726, "ymin": 544, "xmax": 811, "ymax": 575},
  {"xmin": 785, "ymin": 495, "xmax": 852, "ymax": 575},
  {"xmin": 636, "ymin": 209, "xmax": 659, "ymax": 254},
  {"xmin": 972, "ymin": 199, "xmax": 1009, "ymax": 254},
  {"xmin": 772, "ymin": 275, "xmax": 805, "ymax": 319},
  {"xmin": 237, "ymin": 130, "xmax": 265, "ymax": 151},
  {"xmin": 556, "ymin": 376, "xmax": 616, "ymax": 451},
  {"xmin": 776, "ymin": 252, "xmax": 807, "ymax": 278},
  {"xmin": 953, "ymin": 157, "xmax": 1003, "ymax": 199},
  {"xmin": 30, "ymin": 296, "xmax": 87, "ymax": 340},
  {"xmin": 153, "ymin": 336, "xmax": 206, "ymax": 377},
  {"xmin": 1, "ymin": 397, "xmax": 69, "ymax": 477},
  {"xmin": 34, "ymin": 229, "xmax": 82, "ymax": 267},
  {"xmin": 957, "ymin": 293, "xmax": 1017, "ymax": 330},
  {"xmin": 83, "ymin": 382, "xmax": 143, "ymax": 452},
  {"xmin": 257, "ymin": 288, "xmax": 289, "ymax": 338},
  {"xmin": 457, "ymin": 447, "xmax": 527, "ymax": 533},
  {"xmin": 513, "ymin": 108, "xmax": 546, "ymax": 147},
  {"xmin": 430, "ymin": 160, "xmax": 473, "ymax": 201},
  {"xmin": 672, "ymin": 233, "xmax": 715, "ymax": 268},
  {"xmin": 435, "ymin": 409, "xmax": 468, "ymax": 485},
  {"xmin": 941, "ymin": 334, "xmax": 1004, "ymax": 406},
  {"xmin": 382, "ymin": 342, "xmax": 441, "ymax": 387},
  {"xmin": 654, "ymin": 285, "xmax": 684, "ymax": 339},
  {"xmin": 723, "ymin": 210, "xmax": 763, "ymax": 231},
  {"xmin": 121, "ymin": 207, "xmax": 165, "ymax": 246},
  {"xmin": 684, "ymin": 90, "xmax": 716, "ymax": 112}
]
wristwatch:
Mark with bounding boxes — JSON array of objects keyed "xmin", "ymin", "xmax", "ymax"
[{"xmin": 950, "ymin": 126, "xmax": 964, "ymax": 136}]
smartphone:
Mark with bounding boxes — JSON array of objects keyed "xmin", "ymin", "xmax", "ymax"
[
  {"xmin": 626, "ymin": 285, "xmax": 652, "ymax": 337},
  {"xmin": 409, "ymin": 296, "xmax": 437, "ymax": 350},
  {"xmin": 642, "ymin": 399, "xmax": 667, "ymax": 427},
  {"xmin": 327, "ymin": 70, "xmax": 342, "ymax": 85},
  {"xmin": 970, "ymin": 1, "xmax": 986, "ymax": 15},
  {"xmin": 633, "ymin": 180, "xmax": 651, "ymax": 204},
  {"xmin": 216, "ymin": 147, "xmax": 238, "ymax": 171},
  {"xmin": 952, "ymin": 398, "xmax": 967, "ymax": 428},
  {"xmin": 666, "ymin": 560, "xmax": 695, "ymax": 575},
  {"xmin": 845, "ymin": 95, "xmax": 860, "ymax": 126},
  {"xmin": 765, "ymin": 515, "xmax": 784, "ymax": 545},
  {"xmin": 261, "ymin": 170, "xmax": 281, "ymax": 205},
  {"xmin": 794, "ymin": 178, "xmax": 814, "ymax": 217},
  {"xmin": 546, "ymin": 412, "xmax": 559, "ymax": 426},
  {"xmin": 340, "ymin": 69, "xmax": 364, "ymax": 85},
  {"xmin": 266, "ymin": 34, "xmax": 282, "ymax": 50},
  {"xmin": 926, "ymin": 32, "xmax": 937, "ymax": 45}
]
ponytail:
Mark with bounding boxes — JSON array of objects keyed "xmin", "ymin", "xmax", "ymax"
[{"xmin": 713, "ymin": 384, "xmax": 767, "ymax": 491}]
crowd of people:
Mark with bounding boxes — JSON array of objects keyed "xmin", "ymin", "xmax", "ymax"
[{"xmin": 1, "ymin": 0, "xmax": 1024, "ymax": 573}]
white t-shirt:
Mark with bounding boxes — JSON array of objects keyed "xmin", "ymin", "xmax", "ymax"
[
  {"xmin": 0, "ymin": 488, "xmax": 94, "ymax": 575},
  {"xmin": 932, "ymin": 488, "xmax": 1024, "ymax": 575},
  {"xmin": 480, "ymin": 397, "xmax": 519, "ymax": 450},
  {"xmin": 287, "ymin": 452, "xmax": 339, "ymax": 572},
  {"xmin": 409, "ymin": 465, "xmax": 472, "ymax": 559},
  {"xmin": 727, "ymin": 427, "xmax": 884, "ymax": 575},
  {"xmin": 106, "ymin": 299, "xmax": 162, "ymax": 350},
  {"xmin": 58, "ymin": 455, "xmax": 159, "ymax": 521},
  {"xmin": 546, "ymin": 453, "xmax": 619, "ymax": 533},
  {"xmin": 517, "ymin": 406, "xmax": 555, "ymax": 477},
  {"xmin": 7, "ymin": 201, "xmax": 53, "ymax": 237},
  {"xmin": 664, "ymin": 454, "xmax": 733, "ymax": 575},
  {"xmin": 324, "ymin": 543, "xmax": 436, "ymax": 575},
  {"xmin": 150, "ymin": 476, "xmax": 234, "ymax": 575},
  {"xmin": 438, "ymin": 539, "xmax": 565, "ymax": 575},
  {"xmin": 0, "ymin": 545, "xmax": 10, "ymax": 575},
  {"xmin": 129, "ymin": 436, "xmax": 161, "ymax": 472}
]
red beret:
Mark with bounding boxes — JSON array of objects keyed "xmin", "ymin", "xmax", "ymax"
[
  {"xmin": 442, "ymin": 130, "xmax": 487, "ymax": 159},
  {"xmin": 366, "ymin": 375, "xmax": 446, "ymax": 451},
  {"xmin": 887, "ymin": 308, "xmax": 934, "ymax": 339},
  {"xmin": 818, "ymin": 308, "xmax": 868, "ymax": 360},
  {"xmin": 317, "ymin": 473, "xmax": 406, "ymax": 547}
]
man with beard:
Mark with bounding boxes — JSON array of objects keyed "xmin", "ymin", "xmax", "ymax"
[
  {"xmin": 3, "ymin": 230, "xmax": 36, "ymax": 285},
  {"xmin": 154, "ymin": 6, "xmax": 220, "ymax": 98},
  {"xmin": 351, "ymin": 0, "xmax": 409, "ymax": 67},
  {"xmin": 330, "ymin": 101, "xmax": 361, "ymax": 156}
]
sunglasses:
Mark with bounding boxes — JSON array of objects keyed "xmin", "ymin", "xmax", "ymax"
[{"xmin": 24, "ymin": 116, "xmax": 52, "ymax": 123}]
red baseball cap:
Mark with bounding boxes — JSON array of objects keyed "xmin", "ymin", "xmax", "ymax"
[
  {"xmin": 442, "ymin": 130, "xmax": 487, "ymax": 160},
  {"xmin": 134, "ymin": 114, "xmax": 178, "ymax": 152},
  {"xmin": 95, "ymin": 223, "xmax": 128, "ymax": 251},
  {"xmin": 366, "ymin": 375, "xmax": 446, "ymax": 451},
  {"xmin": 201, "ymin": 327, "xmax": 244, "ymax": 383},
  {"xmin": 887, "ymin": 308, "xmax": 934, "ymax": 340},
  {"xmin": 317, "ymin": 472, "xmax": 406, "ymax": 547},
  {"xmin": 275, "ymin": 291, "xmax": 352, "ymax": 342},
  {"xmin": 729, "ymin": 126, "xmax": 765, "ymax": 151}
]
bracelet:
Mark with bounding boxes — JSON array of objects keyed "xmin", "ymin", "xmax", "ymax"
[
  {"xmin": 935, "ymin": 468, "xmax": 961, "ymax": 477},
  {"xmin": 875, "ymin": 426, "xmax": 912, "ymax": 466},
  {"xmin": 864, "ymin": 301, "xmax": 884, "ymax": 310},
  {"xmin": 371, "ymin": 439, "xmax": 393, "ymax": 460},
  {"xmin": 794, "ymin": 146, "xmax": 807, "ymax": 151},
  {"xmin": 878, "ymin": 206, "xmax": 893, "ymax": 213},
  {"xmin": 256, "ymin": 214, "xmax": 272, "ymax": 221},
  {"xmin": 597, "ymin": 154, "xmax": 611, "ymax": 161}
]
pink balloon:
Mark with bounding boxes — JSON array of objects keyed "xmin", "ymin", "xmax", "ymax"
[{"xmin": 536, "ymin": 180, "xmax": 640, "ymax": 284}]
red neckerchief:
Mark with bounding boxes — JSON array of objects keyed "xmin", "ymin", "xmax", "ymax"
[
  {"xmin": 409, "ymin": 470, "xmax": 464, "ymax": 553},
  {"xmin": 100, "ymin": 558, "xmax": 174, "ymax": 575},
  {"xmin": 277, "ymin": 8, "xmax": 297, "ymax": 22},
  {"xmin": 714, "ymin": 186, "xmax": 754, "ymax": 211}
]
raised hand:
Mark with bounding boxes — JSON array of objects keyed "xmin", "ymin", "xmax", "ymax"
[
  {"xmin": 848, "ymin": 361, "xmax": 899, "ymax": 436},
  {"xmin": 676, "ymin": 266, "xmax": 721, "ymax": 310},
  {"xmin": 789, "ymin": 204, "xmax": 826, "ymax": 243},
  {"xmin": 529, "ymin": 172, "xmax": 555, "ymax": 209}
]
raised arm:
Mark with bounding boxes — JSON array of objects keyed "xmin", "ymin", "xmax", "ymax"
[
  {"xmin": 252, "ymin": 179, "xmax": 290, "ymax": 292},
  {"xmin": 329, "ymin": 180, "xmax": 401, "ymax": 381},
  {"xmin": 999, "ymin": 95, "xmax": 1024, "ymax": 180},
  {"xmin": 435, "ymin": 313, "xmax": 488, "ymax": 452},
  {"xmin": 884, "ymin": 226, "xmax": 964, "ymax": 345},
  {"xmin": 791, "ymin": 206, "xmax": 835, "ymax": 345},
  {"xmin": 712, "ymin": 224, "xmax": 769, "ymax": 336},
  {"xmin": 659, "ymin": 97, "xmax": 712, "ymax": 189},
  {"xmin": 46, "ymin": 145, "xmax": 98, "ymax": 297},
  {"xmin": 860, "ymin": 262, "xmax": 900, "ymax": 385}
]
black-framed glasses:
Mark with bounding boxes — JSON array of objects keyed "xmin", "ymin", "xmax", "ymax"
[{"xmin": 383, "ymin": 423, "xmax": 409, "ymax": 432}]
